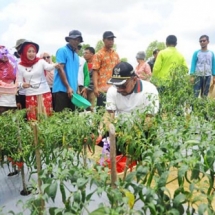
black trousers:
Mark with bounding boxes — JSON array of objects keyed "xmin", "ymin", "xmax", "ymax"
[{"xmin": 53, "ymin": 92, "xmax": 76, "ymax": 112}]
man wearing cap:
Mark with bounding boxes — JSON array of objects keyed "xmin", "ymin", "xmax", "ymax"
[
  {"xmin": 97, "ymin": 62, "xmax": 159, "ymax": 155},
  {"xmin": 106, "ymin": 62, "xmax": 159, "ymax": 119},
  {"xmin": 53, "ymin": 30, "xmax": 83, "ymax": 112},
  {"xmin": 92, "ymin": 31, "xmax": 120, "ymax": 107}
]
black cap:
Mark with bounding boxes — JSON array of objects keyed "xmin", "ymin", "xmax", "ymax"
[
  {"xmin": 103, "ymin": 31, "xmax": 116, "ymax": 39},
  {"xmin": 107, "ymin": 62, "xmax": 135, "ymax": 85},
  {"xmin": 65, "ymin": 30, "xmax": 83, "ymax": 42}
]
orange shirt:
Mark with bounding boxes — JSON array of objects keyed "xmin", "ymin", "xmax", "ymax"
[{"xmin": 92, "ymin": 47, "xmax": 120, "ymax": 92}]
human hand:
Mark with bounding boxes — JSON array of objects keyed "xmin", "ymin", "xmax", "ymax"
[
  {"xmin": 94, "ymin": 88, "xmax": 100, "ymax": 97},
  {"xmin": 54, "ymin": 63, "xmax": 62, "ymax": 70},
  {"xmin": 17, "ymin": 103, "xmax": 22, "ymax": 110},
  {"xmin": 67, "ymin": 87, "xmax": 73, "ymax": 99},
  {"xmin": 22, "ymin": 82, "xmax": 31, "ymax": 88},
  {"xmin": 81, "ymin": 87, "xmax": 87, "ymax": 98},
  {"xmin": 213, "ymin": 76, "xmax": 215, "ymax": 84},
  {"xmin": 190, "ymin": 76, "xmax": 195, "ymax": 84}
]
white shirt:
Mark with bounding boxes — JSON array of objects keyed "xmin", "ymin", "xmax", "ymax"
[
  {"xmin": 106, "ymin": 80, "xmax": 159, "ymax": 120},
  {"xmin": 17, "ymin": 59, "xmax": 55, "ymax": 96},
  {"xmin": 0, "ymin": 81, "xmax": 16, "ymax": 107},
  {"xmin": 78, "ymin": 56, "xmax": 86, "ymax": 86}
]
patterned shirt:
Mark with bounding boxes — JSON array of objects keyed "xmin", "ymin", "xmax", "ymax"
[{"xmin": 92, "ymin": 47, "xmax": 120, "ymax": 92}]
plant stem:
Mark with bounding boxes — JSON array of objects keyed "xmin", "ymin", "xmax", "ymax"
[{"xmin": 109, "ymin": 123, "xmax": 117, "ymax": 188}]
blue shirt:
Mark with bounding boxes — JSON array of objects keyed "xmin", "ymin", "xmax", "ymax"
[{"xmin": 53, "ymin": 44, "xmax": 79, "ymax": 93}]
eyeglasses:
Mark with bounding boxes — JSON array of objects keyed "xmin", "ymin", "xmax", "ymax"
[
  {"xmin": 199, "ymin": 40, "xmax": 207, "ymax": 43},
  {"xmin": 43, "ymin": 56, "xmax": 50, "ymax": 59}
]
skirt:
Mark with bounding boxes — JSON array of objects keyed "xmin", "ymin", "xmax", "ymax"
[{"xmin": 26, "ymin": 92, "xmax": 52, "ymax": 120}]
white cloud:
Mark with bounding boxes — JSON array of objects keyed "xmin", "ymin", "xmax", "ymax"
[{"xmin": 0, "ymin": 0, "xmax": 215, "ymax": 68}]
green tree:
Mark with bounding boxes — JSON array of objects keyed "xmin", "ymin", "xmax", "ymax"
[
  {"xmin": 78, "ymin": 44, "xmax": 90, "ymax": 57},
  {"xmin": 52, "ymin": 55, "xmax": 56, "ymax": 63},
  {"xmin": 95, "ymin": 40, "xmax": 104, "ymax": 52},
  {"xmin": 120, "ymin": 58, "xmax": 128, "ymax": 62},
  {"xmin": 145, "ymin": 40, "xmax": 166, "ymax": 59}
]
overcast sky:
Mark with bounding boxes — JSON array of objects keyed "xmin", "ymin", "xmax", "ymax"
[{"xmin": 1, "ymin": 0, "xmax": 215, "ymax": 67}]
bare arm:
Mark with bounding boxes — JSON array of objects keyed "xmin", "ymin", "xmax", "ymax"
[
  {"xmin": 58, "ymin": 64, "xmax": 73, "ymax": 98},
  {"xmin": 93, "ymin": 69, "xmax": 99, "ymax": 97}
]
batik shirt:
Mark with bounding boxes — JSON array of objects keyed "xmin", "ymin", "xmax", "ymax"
[{"xmin": 92, "ymin": 47, "xmax": 120, "ymax": 92}]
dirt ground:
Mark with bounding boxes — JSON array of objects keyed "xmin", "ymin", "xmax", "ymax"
[{"xmin": 88, "ymin": 146, "xmax": 215, "ymax": 212}]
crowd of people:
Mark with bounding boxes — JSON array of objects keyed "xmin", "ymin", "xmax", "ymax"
[{"xmin": 0, "ymin": 31, "xmax": 214, "ymax": 124}]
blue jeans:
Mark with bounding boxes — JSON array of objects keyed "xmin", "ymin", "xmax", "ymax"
[{"xmin": 194, "ymin": 76, "xmax": 211, "ymax": 97}]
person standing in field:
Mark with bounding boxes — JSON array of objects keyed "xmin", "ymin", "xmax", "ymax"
[
  {"xmin": 17, "ymin": 41, "xmax": 59, "ymax": 120},
  {"xmin": 83, "ymin": 47, "xmax": 96, "ymax": 110},
  {"xmin": 40, "ymin": 52, "xmax": 55, "ymax": 108},
  {"xmin": 76, "ymin": 45, "xmax": 90, "ymax": 99},
  {"xmin": 152, "ymin": 35, "xmax": 188, "ymax": 92},
  {"xmin": 147, "ymin": 49, "xmax": 160, "ymax": 72},
  {"xmin": 135, "ymin": 51, "xmax": 151, "ymax": 81},
  {"xmin": 14, "ymin": 39, "xmax": 27, "ymax": 110},
  {"xmin": 52, "ymin": 30, "xmax": 83, "ymax": 112},
  {"xmin": 0, "ymin": 45, "xmax": 17, "ymax": 114},
  {"xmin": 190, "ymin": 35, "xmax": 215, "ymax": 97},
  {"xmin": 92, "ymin": 31, "xmax": 120, "ymax": 107}
]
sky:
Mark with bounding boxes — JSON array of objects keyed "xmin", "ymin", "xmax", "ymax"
[{"xmin": 0, "ymin": 0, "xmax": 215, "ymax": 68}]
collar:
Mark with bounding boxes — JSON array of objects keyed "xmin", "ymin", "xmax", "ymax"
[
  {"xmin": 66, "ymin": 44, "xmax": 75, "ymax": 52},
  {"xmin": 133, "ymin": 79, "xmax": 143, "ymax": 93}
]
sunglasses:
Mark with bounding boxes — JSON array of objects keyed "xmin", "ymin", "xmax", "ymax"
[
  {"xmin": 43, "ymin": 56, "xmax": 50, "ymax": 59},
  {"xmin": 199, "ymin": 40, "xmax": 207, "ymax": 43}
]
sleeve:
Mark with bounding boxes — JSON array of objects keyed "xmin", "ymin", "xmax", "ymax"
[
  {"xmin": 152, "ymin": 52, "xmax": 162, "ymax": 78},
  {"xmin": 16, "ymin": 65, "xmax": 24, "ymax": 87},
  {"xmin": 212, "ymin": 51, "xmax": 215, "ymax": 76},
  {"xmin": 106, "ymin": 86, "xmax": 117, "ymax": 111},
  {"xmin": 83, "ymin": 62, "xmax": 90, "ymax": 87},
  {"xmin": 92, "ymin": 52, "xmax": 102, "ymax": 71},
  {"xmin": 56, "ymin": 47, "xmax": 67, "ymax": 64},
  {"xmin": 144, "ymin": 84, "xmax": 159, "ymax": 115},
  {"xmin": 42, "ymin": 59, "xmax": 55, "ymax": 71},
  {"xmin": 144, "ymin": 63, "xmax": 152, "ymax": 75},
  {"xmin": 190, "ymin": 51, "xmax": 198, "ymax": 75}
]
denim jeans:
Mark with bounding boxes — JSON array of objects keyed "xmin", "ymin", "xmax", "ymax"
[{"xmin": 194, "ymin": 76, "xmax": 211, "ymax": 97}]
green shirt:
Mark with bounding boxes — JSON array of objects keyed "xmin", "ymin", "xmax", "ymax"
[{"xmin": 152, "ymin": 47, "xmax": 188, "ymax": 84}]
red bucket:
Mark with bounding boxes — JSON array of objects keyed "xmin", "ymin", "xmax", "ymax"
[{"xmin": 104, "ymin": 155, "xmax": 137, "ymax": 173}]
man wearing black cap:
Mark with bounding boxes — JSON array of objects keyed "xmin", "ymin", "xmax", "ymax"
[
  {"xmin": 97, "ymin": 62, "xmax": 159, "ymax": 156},
  {"xmin": 53, "ymin": 30, "xmax": 84, "ymax": 112},
  {"xmin": 106, "ymin": 62, "xmax": 159, "ymax": 117},
  {"xmin": 92, "ymin": 31, "xmax": 120, "ymax": 107}
]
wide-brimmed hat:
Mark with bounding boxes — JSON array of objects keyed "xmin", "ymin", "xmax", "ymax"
[
  {"xmin": 18, "ymin": 41, "xmax": 39, "ymax": 54},
  {"xmin": 107, "ymin": 62, "xmax": 135, "ymax": 85},
  {"xmin": 65, "ymin": 30, "xmax": 83, "ymax": 42},
  {"xmin": 14, "ymin": 39, "xmax": 27, "ymax": 50}
]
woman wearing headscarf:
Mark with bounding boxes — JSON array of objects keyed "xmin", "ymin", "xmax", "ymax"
[
  {"xmin": 17, "ymin": 41, "xmax": 59, "ymax": 120},
  {"xmin": 0, "ymin": 45, "xmax": 17, "ymax": 114},
  {"xmin": 135, "ymin": 51, "xmax": 152, "ymax": 81}
]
